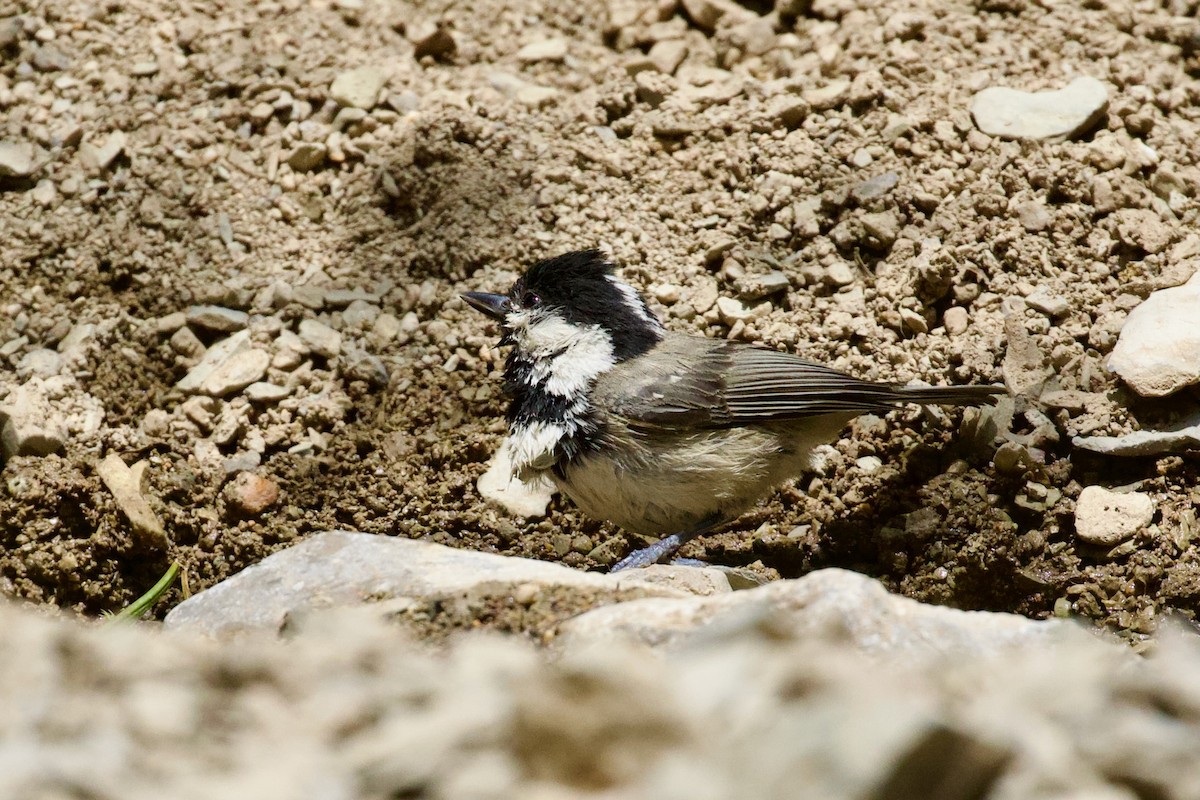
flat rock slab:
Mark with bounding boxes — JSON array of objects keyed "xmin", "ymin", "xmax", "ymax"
[
  {"xmin": 1073, "ymin": 410, "xmax": 1200, "ymax": 456},
  {"xmin": 558, "ymin": 568, "xmax": 1068, "ymax": 658},
  {"xmin": 1107, "ymin": 273, "xmax": 1200, "ymax": 397},
  {"xmin": 970, "ymin": 76, "xmax": 1108, "ymax": 141},
  {"xmin": 163, "ymin": 531, "xmax": 702, "ymax": 636}
]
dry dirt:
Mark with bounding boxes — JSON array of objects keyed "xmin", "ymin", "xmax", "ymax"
[{"xmin": 2, "ymin": 0, "xmax": 1200, "ymax": 643}]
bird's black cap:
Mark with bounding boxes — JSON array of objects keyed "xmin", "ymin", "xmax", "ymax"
[{"xmin": 465, "ymin": 250, "xmax": 664, "ymax": 362}]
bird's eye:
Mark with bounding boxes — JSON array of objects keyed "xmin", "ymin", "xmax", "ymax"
[{"xmin": 521, "ymin": 291, "xmax": 541, "ymax": 307}]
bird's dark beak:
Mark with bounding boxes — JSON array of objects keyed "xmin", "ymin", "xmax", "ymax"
[{"xmin": 461, "ymin": 291, "xmax": 511, "ymax": 321}]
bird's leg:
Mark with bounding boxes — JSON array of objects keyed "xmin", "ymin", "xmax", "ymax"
[{"xmin": 609, "ymin": 514, "xmax": 725, "ymax": 572}]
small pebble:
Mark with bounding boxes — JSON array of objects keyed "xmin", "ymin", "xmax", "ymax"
[
  {"xmin": 329, "ymin": 66, "xmax": 386, "ymax": 110},
  {"xmin": 516, "ymin": 38, "xmax": 567, "ymax": 62},
  {"xmin": 244, "ymin": 382, "xmax": 291, "ymax": 403},
  {"xmin": 850, "ymin": 171, "xmax": 899, "ymax": 204},
  {"xmin": 943, "ymin": 307, "xmax": 969, "ymax": 335},
  {"xmin": 298, "ymin": 319, "xmax": 342, "ymax": 358},
  {"xmin": 1074, "ymin": 486, "xmax": 1154, "ymax": 546},
  {"xmin": 201, "ymin": 349, "xmax": 270, "ymax": 397},
  {"xmin": 224, "ymin": 472, "xmax": 280, "ymax": 516},
  {"xmin": 0, "ymin": 141, "xmax": 36, "ymax": 177},
  {"xmin": 78, "ymin": 131, "xmax": 126, "ymax": 172},
  {"xmin": 187, "ymin": 305, "xmax": 249, "ymax": 333},
  {"xmin": 170, "ymin": 327, "xmax": 206, "ymax": 358},
  {"xmin": 1025, "ymin": 290, "xmax": 1069, "ymax": 317}
]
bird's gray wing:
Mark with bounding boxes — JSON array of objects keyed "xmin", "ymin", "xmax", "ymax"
[{"xmin": 595, "ymin": 338, "xmax": 917, "ymax": 430}]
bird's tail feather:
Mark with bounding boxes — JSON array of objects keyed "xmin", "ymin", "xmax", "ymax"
[{"xmin": 896, "ymin": 384, "xmax": 1006, "ymax": 407}]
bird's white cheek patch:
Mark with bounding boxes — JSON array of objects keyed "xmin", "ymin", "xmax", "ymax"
[{"xmin": 510, "ymin": 313, "xmax": 616, "ymax": 397}]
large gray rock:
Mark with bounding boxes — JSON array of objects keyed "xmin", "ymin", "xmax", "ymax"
[
  {"xmin": 164, "ymin": 531, "xmax": 701, "ymax": 636},
  {"xmin": 558, "ymin": 568, "xmax": 1069, "ymax": 658}
]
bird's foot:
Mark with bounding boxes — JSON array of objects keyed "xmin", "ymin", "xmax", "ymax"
[{"xmin": 610, "ymin": 533, "xmax": 687, "ymax": 572}]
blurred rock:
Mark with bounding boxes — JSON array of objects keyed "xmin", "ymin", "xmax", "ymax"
[
  {"xmin": 516, "ymin": 38, "xmax": 567, "ymax": 62},
  {"xmin": 287, "ymin": 142, "xmax": 327, "ymax": 171},
  {"xmin": 408, "ymin": 21, "xmax": 456, "ymax": 59},
  {"xmin": 79, "ymin": 131, "xmax": 127, "ymax": 172},
  {"xmin": 298, "ymin": 319, "xmax": 342, "ymax": 358}
]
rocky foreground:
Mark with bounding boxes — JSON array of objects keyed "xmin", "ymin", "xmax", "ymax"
[{"xmin": 3, "ymin": 532, "xmax": 1199, "ymax": 800}]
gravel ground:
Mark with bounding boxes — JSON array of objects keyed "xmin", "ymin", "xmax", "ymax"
[{"xmin": 2, "ymin": 0, "xmax": 1200, "ymax": 644}]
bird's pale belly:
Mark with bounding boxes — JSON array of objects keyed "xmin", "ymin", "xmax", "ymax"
[{"xmin": 553, "ymin": 416, "xmax": 853, "ymax": 536}]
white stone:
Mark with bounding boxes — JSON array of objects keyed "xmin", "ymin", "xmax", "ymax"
[
  {"xmin": 244, "ymin": 382, "xmax": 291, "ymax": 403},
  {"xmin": 186, "ymin": 305, "xmax": 249, "ymax": 332},
  {"xmin": 298, "ymin": 319, "xmax": 342, "ymax": 358},
  {"xmin": 825, "ymin": 260, "xmax": 856, "ymax": 287},
  {"xmin": 201, "ymin": 349, "xmax": 270, "ymax": 397},
  {"xmin": 177, "ymin": 330, "xmax": 251, "ymax": 393},
  {"xmin": 716, "ymin": 296, "xmax": 752, "ymax": 323},
  {"xmin": 943, "ymin": 306, "xmax": 969, "ymax": 335},
  {"xmin": 1107, "ymin": 276, "xmax": 1200, "ymax": 396},
  {"xmin": 1074, "ymin": 486, "xmax": 1155, "ymax": 546},
  {"xmin": 79, "ymin": 130, "xmax": 127, "ymax": 171},
  {"xmin": 970, "ymin": 77, "xmax": 1108, "ymax": 141},
  {"xmin": 0, "ymin": 383, "xmax": 68, "ymax": 458},
  {"xmin": 15, "ymin": 348, "xmax": 63, "ymax": 379},
  {"xmin": 516, "ymin": 38, "xmax": 567, "ymax": 62},
  {"xmin": 477, "ymin": 442, "xmax": 555, "ymax": 518},
  {"xmin": 0, "ymin": 141, "xmax": 36, "ymax": 177},
  {"xmin": 329, "ymin": 66, "xmax": 386, "ymax": 109}
]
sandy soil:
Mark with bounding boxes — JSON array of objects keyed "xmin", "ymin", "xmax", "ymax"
[{"xmin": 2, "ymin": 0, "xmax": 1200, "ymax": 641}]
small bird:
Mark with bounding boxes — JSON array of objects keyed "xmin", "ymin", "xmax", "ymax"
[{"xmin": 463, "ymin": 250, "xmax": 1003, "ymax": 571}]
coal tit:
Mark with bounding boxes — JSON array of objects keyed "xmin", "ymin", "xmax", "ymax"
[{"xmin": 463, "ymin": 250, "xmax": 1003, "ymax": 571}]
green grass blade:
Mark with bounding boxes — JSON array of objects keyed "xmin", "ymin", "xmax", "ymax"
[{"xmin": 107, "ymin": 561, "xmax": 181, "ymax": 624}]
